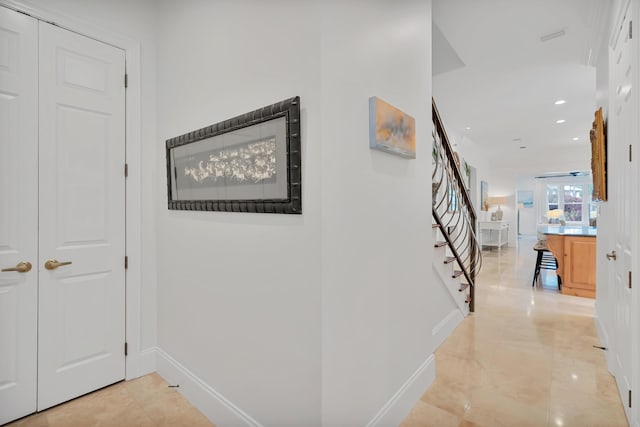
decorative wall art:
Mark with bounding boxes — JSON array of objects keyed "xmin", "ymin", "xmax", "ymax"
[
  {"xmin": 481, "ymin": 181, "xmax": 489, "ymax": 211},
  {"xmin": 517, "ymin": 190, "xmax": 534, "ymax": 208},
  {"xmin": 369, "ymin": 96, "xmax": 416, "ymax": 158},
  {"xmin": 166, "ymin": 96, "xmax": 301, "ymax": 214},
  {"xmin": 590, "ymin": 107, "xmax": 607, "ymax": 201}
]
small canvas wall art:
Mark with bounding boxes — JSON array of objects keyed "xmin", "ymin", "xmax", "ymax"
[
  {"xmin": 369, "ymin": 96, "xmax": 416, "ymax": 158},
  {"xmin": 481, "ymin": 181, "xmax": 489, "ymax": 211},
  {"xmin": 518, "ymin": 190, "xmax": 534, "ymax": 208}
]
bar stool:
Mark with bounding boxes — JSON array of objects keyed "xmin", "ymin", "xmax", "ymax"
[{"xmin": 532, "ymin": 244, "xmax": 560, "ymax": 289}]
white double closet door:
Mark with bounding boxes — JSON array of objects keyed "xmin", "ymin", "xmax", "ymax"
[{"xmin": 0, "ymin": 7, "xmax": 126, "ymax": 424}]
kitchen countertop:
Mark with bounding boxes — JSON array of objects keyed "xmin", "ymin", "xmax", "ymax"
[{"xmin": 538, "ymin": 225, "xmax": 597, "ymax": 237}]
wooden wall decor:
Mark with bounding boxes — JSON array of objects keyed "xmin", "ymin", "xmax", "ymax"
[{"xmin": 590, "ymin": 107, "xmax": 607, "ymax": 201}]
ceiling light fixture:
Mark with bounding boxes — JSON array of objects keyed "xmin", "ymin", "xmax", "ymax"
[
  {"xmin": 556, "ymin": 119, "xmax": 566, "ymax": 124},
  {"xmin": 554, "ymin": 99, "xmax": 566, "ymax": 105},
  {"xmin": 465, "ymin": 126, "xmax": 471, "ymax": 130}
]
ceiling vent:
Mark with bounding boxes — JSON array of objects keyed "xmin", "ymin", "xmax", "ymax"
[{"xmin": 540, "ymin": 29, "xmax": 566, "ymax": 42}]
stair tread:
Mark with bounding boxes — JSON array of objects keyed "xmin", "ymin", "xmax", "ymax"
[
  {"xmin": 432, "ymin": 223, "xmax": 440, "ymax": 229},
  {"xmin": 459, "ymin": 283, "xmax": 470, "ymax": 292},
  {"xmin": 444, "ymin": 256, "xmax": 456, "ymax": 264},
  {"xmin": 452, "ymin": 270, "xmax": 464, "ymax": 278},
  {"xmin": 434, "ymin": 241, "xmax": 448, "ymax": 248}
]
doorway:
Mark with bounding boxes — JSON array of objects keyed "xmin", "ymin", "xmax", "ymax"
[{"xmin": 0, "ymin": 7, "xmax": 126, "ymax": 424}]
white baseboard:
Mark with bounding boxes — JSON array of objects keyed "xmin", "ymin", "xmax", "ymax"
[
  {"xmin": 155, "ymin": 347, "xmax": 262, "ymax": 427},
  {"xmin": 594, "ymin": 314, "xmax": 614, "ymax": 373},
  {"xmin": 138, "ymin": 347, "xmax": 158, "ymax": 376},
  {"xmin": 125, "ymin": 347, "xmax": 157, "ymax": 380},
  {"xmin": 365, "ymin": 354, "xmax": 436, "ymax": 427},
  {"xmin": 432, "ymin": 309, "xmax": 464, "ymax": 349}
]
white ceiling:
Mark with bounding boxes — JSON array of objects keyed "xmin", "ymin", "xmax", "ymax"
[{"xmin": 433, "ymin": 0, "xmax": 610, "ymax": 173}]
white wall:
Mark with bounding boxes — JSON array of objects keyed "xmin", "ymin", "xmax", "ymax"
[
  {"xmin": 16, "ymin": 1, "xmax": 449, "ymax": 425},
  {"xmin": 320, "ymin": 1, "xmax": 439, "ymax": 426},
  {"xmin": 155, "ymin": 2, "xmax": 323, "ymax": 425},
  {"xmin": 156, "ymin": 1, "xmax": 442, "ymax": 425},
  {"xmin": 516, "ymin": 176, "xmax": 537, "ymax": 236}
]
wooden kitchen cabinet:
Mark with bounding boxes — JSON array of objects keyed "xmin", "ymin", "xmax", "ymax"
[
  {"xmin": 563, "ymin": 236, "xmax": 596, "ymax": 298},
  {"xmin": 544, "ymin": 234, "xmax": 596, "ymax": 298}
]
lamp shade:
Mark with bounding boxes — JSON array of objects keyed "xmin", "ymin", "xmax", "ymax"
[
  {"xmin": 547, "ymin": 209, "xmax": 563, "ymax": 219},
  {"xmin": 487, "ymin": 196, "xmax": 508, "ymax": 206}
]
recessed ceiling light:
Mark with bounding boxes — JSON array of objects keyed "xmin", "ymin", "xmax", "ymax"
[
  {"xmin": 465, "ymin": 126, "xmax": 471, "ymax": 130},
  {"xmin": 554, "ymin": 99, "xmax": 566, "ymax": 105},
  {"xmin": 556, "ymin": 119, "xmax": 566, "ymax": 124},
  {"xmin": 572, "ymin": 137, "xmax": 580, "ymax": 141}
]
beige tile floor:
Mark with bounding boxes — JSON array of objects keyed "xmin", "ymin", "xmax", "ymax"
[
  {"xmin": 6, "ymin": 373, "xmax": 215, "ymax": 427},
  {"xmin": 401, "ymin": 236, "xmax": 629, "ymax": 427},
  {"xmin": 8, "ymin": 237, "xmax": 628, "ymax": 427}
]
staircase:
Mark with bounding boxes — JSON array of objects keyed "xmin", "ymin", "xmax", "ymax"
[{"xmin": 432, "ymin": 99, "xmax": 482, "ymax": 313}]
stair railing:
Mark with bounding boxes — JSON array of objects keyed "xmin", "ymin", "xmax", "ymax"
[{"xmin": 432, "ymin": 99, "xmax": 482, "ymax": 312}]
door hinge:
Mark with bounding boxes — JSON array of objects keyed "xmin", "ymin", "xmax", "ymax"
[
  {"xmin": 629, "ymin": 389, "xmax": 632, "ymax": 408},
  {"xmin": 124, "ymin": 342, "xmax": 128, "ymax": 356},
  {"xmin": 630, "ymin": 271, "xmax": 632, "ymax": 289},
  {"xmin": 629, "ymin": 144, "xmax": 633, "ymax": 162},
  {"xmin": 125, "ymin": 256, "xmax": 128, "ymax": 269},
  {"xmin": 124, "ymin": 73, "xmax": 128, "ymax": 88},
  {"xmin": 125, "ymin": 163, "xmax": 129, "ymax": 178}
]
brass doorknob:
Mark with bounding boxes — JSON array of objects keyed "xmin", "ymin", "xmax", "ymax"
[
  {"xmin": 606, "ymin": 251, "xmax": 617, "ymax": 261},
  {"xmin": 1, "ymin": 261, "xmax": 32, "ymax": 273},
  {"xmin": 44, "ymin": 259, "xmax": 72, "ymax": 270}
]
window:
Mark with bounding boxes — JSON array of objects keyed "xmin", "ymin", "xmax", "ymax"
[
  {"xmin": 547, "ymin": 185, "xmax": 558, "ymax": 211},
  {"xmin": 544, "ymin": 181, "xmax": 593, "ymax": 225},
  {"xmin": 563, "ymin": 185, "xmax": 583, "ymax": 222}
]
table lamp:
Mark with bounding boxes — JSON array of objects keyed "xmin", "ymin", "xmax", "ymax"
[
  {"xmin": 547, "ymin": 209, "xmax": 563, "ymax": 224},
  {"xmin": 488, "ymin": 196, "xmax": 508, "ymax": 220}
]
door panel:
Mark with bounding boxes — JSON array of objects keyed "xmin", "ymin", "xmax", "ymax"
[
  {"xmin": 37, "ymin": 22, "xmax": 126, "ymax": 410},
  {"xmin": 609, "ymin": 3, "xmax": 634, "ymax": 423},
  {"xmin": 57, "ymin": 105, "xmax": 110, "ymax": 244},
  {"xmin": 0, "ymin": 7, "xmax": 38, "ymax": 425}
]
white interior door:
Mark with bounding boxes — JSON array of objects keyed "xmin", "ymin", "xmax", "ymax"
[
  {"xmin": 37, "ymin": 22, "xmax": 126, "ymax": 410},
  {"xmin": 608, "ymin": 2, "xmax": 635, "ymax": 422},
  {"xmin": 0, "ymin": 7, "xmax": 38, "ymax": 425}
]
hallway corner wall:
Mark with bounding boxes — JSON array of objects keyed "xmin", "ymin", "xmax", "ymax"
[{"xmin": 319, "ymin": 1, "xmax": 444, "ymax": 425}]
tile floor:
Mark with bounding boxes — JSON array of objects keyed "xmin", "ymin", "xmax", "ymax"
[
  {"xmin": 400, "ymin": 236, "xmax": 628, "ymax": 427},
  {"xmin": 7, "ymin": 237, "xmax": 628, "ymax": 427},
  {"xmin": 6, "ymin": 373, "xmax": 215, "ymax": 427}
]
